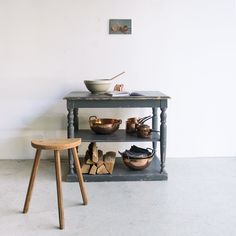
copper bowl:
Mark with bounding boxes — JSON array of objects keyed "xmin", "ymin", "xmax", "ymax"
[
  {"xmin": 89, "ymin": 116, "xmax": 122, "ymax": 134},
  {"xmin": 119, "ymin": 145, "xmax": 155, "ymax": 170}
]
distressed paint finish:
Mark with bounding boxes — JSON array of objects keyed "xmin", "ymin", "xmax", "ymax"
[
  {"xmin": 160, "ymin": 106, "xmax": 167, "ymax": 173},
  {"xmin": 152, "ymin": 107, "xmax": 158, "ymax": 154},
  {"xmin": 64, "ymin": 91, "xmax": 170, "ymax": 182},
  {"xmin": 67, "ymin": 108, "xmax": 75, "ymax": 175},
  {"xmin": 73, "ymin": 108, "xmax": 79, "ymax": 133}
]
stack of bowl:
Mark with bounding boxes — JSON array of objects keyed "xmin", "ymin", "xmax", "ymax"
[{"xmin": 119, "ymin": 145, "xmax": 155, "ymax": 170}]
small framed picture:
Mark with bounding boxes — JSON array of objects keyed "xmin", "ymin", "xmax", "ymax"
[{"xmin": 109, "ymin": 19, "xmax": 132, "ymax": 34}]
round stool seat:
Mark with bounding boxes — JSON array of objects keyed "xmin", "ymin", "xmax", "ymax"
[{"xmin": 31, "ymin": 138, "xmax": 81, "ymax": 150}]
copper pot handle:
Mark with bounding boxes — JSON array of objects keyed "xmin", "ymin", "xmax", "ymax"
[
  {"xmin": 146, "ymin": 148, "xmax": 155, "ymax": 157},
  {"xmin": 150, "ymin": 129, "xmax": 160, "ymax": 133},
  {"xmin": 118, "ymin": 151, "xmax": 123, "ymax": 156},
  {"xmin": 89, "ymin": 116, "xmax": 98, "ymax": 122},
  {"xmin": 137, "ymin": 115, "xmax": 152, "ymax": 124}
]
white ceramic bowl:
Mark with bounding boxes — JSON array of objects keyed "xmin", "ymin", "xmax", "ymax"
[{"xmin": 84, "ymin": 80, "xmax": 112, "ymax": 94}]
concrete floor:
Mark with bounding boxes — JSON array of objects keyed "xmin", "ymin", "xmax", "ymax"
[{"xmin": 0, "ymin": 157, "xmax": 236, "ymax": 236}]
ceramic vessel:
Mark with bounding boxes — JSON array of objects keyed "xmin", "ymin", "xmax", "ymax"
[{"xmin": 84, "ymin": 80, "xmax": 112, "ymax": 94}]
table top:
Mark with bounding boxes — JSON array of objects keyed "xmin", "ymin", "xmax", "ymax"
[{"xmin": 64, "ymin": 91, "xmax": 170, "ymax": 101}]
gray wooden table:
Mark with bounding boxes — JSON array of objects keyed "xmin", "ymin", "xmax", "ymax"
[{"xmin": 64, "ymin": 91, "xmax": 170, "ymax": 182}]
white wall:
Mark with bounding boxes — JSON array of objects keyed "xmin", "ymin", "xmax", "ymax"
[{"xmin": 0, "ymin": 0, "xmax": 236, "ymax": 159}]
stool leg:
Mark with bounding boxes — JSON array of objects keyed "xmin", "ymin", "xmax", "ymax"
[
  {"xmin": 54, "ymin": 150, "xmax": 64, "ymax": 230},
  {"xmin": 23, "ymin": 149, "xmax": 41, "ymax": 213},
  {"xmin": 72, "ymin": 147, "xmax": 88, "ymax": 205}
]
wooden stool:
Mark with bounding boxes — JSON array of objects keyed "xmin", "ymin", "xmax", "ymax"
[{"xmin": 23, "ymin": 138, "xmax": 88, "ymax": 230}]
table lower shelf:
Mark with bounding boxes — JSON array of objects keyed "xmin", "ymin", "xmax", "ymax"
[
  {"xmin": 65, "ymin": 156, "xmax": 168, "ymax": 182},
  {"xmin": 75, "ymin": 129, "xmax": 160, "ymax": 142}
]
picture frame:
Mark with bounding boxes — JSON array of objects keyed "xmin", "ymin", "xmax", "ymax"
[{"xmin": 109, "ymin": 19, "xmax": 132, "ymax": 34}]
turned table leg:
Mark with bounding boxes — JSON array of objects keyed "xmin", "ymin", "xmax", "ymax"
[
  {"xmin": 73, "ymin": 108, "xmax": 79, "ymax": 133},
  {"xmin": 67, "ymin": 108, "xmax": 75, "ymax": 175},
  {"xmin": 152, "ymin": 107, "xmax": 158, "ymax": 154},
  {"xmin": 160, "ymin": 107, "xmax": 167, "ymax": 173}
]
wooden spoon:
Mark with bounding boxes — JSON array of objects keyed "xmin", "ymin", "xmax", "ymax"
[{"xmin": 98, "ymin": 71, "xmax": 125, "ymax": 81}]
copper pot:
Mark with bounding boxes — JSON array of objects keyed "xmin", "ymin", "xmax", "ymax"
[
  {"xmin": 136, "ymin": 124, "xmax": 152, "ymax": 138},
  {"xmin": 136, "ymin": 124, "xmax": 159, "ymax": 138},
  {"xmin": 126, "ymin": 115, "xmax": 152, "ymax": 134},
  {"xmin": 126, "ymin": 117, "xmax": 138, "ymax": 134},
  {"xmin": 89, "ymin": 116, "xmax": 122, "ymax": 134}
]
